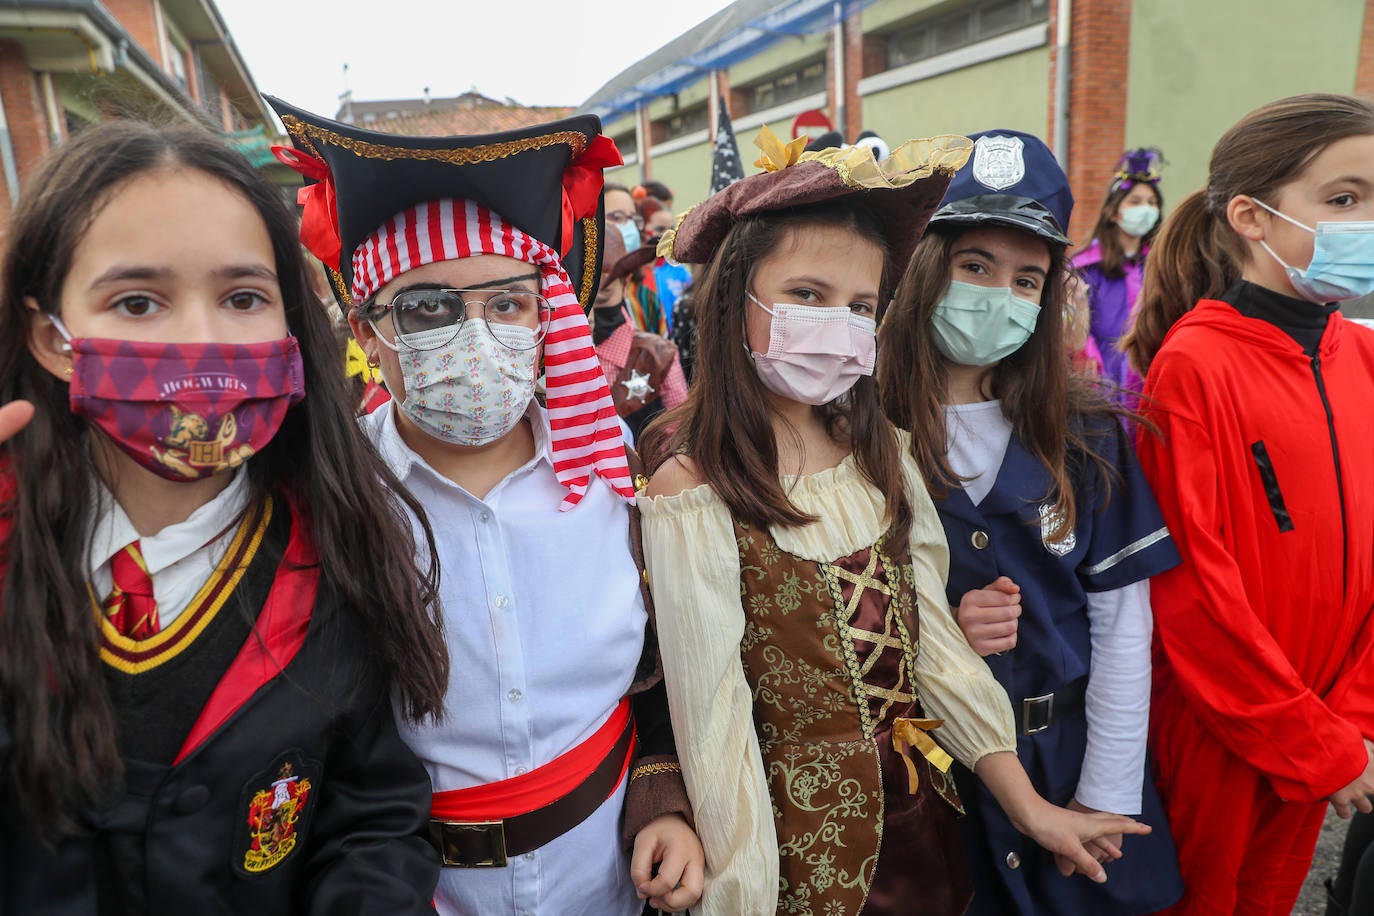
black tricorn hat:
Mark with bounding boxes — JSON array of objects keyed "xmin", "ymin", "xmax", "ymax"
[{"xmin": 265, "ymin": 96, "xmax": 619, "ymax": 308}]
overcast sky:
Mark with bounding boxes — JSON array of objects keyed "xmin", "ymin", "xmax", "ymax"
[{"xmin": 216, "ymin": 0, "xmax": 736, "ymax": 118}]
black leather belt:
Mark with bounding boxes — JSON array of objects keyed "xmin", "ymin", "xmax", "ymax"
[
  {"xmin": 427, "ymin": 715, "xmax": 635, "ymax": 867},
  {"xmin": 1016, "ymin": 678, "xmax": 1086, "ymax": 736}
]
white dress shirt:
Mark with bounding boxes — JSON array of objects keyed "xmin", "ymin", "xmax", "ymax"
[
  {"xmin": 87, "ymin": 471, "xmax": 251, "ymax": 627},
  {"xmin": 362, "ymin": 403, "xmax": 647, "ymax": 916}
]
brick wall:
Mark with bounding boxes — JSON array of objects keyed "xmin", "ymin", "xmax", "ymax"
[
  {"xmin": 102, "ymin": 0, "xmax": 162, "ymax": 69},
  {"xmin": 1048, "ymin": 0, "xmax": 1132, "ymax": 244},
  {"xmin": 843, "ymin": 13, "xmax": 864, "ymax": 141},
  {"xmin": 1355, "ymin": 0, "xmax": 1374, "ymax": 95},
  {"xmin": 0, "ymin": 40, "xmax": 52, "ymax": 222}
]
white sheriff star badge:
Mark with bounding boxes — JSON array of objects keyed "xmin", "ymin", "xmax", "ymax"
[{"xmin": 621, "ymin": 369, "xmax": 656, "ymax": 401}]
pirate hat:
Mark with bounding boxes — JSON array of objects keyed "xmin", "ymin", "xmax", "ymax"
[
  {"xmin": 659, "ymin": 125, "xmax": 972, "ymax": 271},
  {"xmin": 930, "ymin": 129, "xmax": 1073, "ymax": 246},
  {"xmin": 265, "ymin": 96, "xmax": 621, "ymax": 308}
]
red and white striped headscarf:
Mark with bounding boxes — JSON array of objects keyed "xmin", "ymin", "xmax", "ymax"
[{"xmin": 352, "ymin": 199, "xmax": 633, "ymax": 509}]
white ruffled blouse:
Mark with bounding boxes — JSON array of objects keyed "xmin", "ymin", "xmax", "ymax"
[{"xmin": 639, "ymin": 446, "xmax": 1017, "ymax": 916}]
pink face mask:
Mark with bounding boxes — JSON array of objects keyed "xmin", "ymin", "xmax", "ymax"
[{"xmin": 747, "ymin": 293, "xmax": 877, "ymax": 405}]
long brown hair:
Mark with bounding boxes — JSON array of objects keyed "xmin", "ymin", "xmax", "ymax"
[
  {"xmin": 1085, "ymin": 182, "xmax": 1163, "ymax": 279},
  {"xmin": 639, "ymin": 202, "xmax": 912, "ymax": 552},
  {"xmin": 1122, "ymin": 93, "xmax": 1374, "ymax": 375},
  {"xmin": 878, "ymin": 228, "xmax": 1121, "ymax": 542},
  {"xmin": 0, "ymin": 121, "xmax": 449, "ymax": 839}
]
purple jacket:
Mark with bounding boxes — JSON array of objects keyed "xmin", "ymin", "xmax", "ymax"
[{"xmin": 1073, "ymin": 239, "xmax": 1145, "ymax": 402}]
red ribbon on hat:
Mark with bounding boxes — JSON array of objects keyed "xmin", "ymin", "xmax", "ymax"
[
  {"xmin": 560, "ymin": 135, "xmax": 623, "ymax": 257},
  {"xmin": 272, "ymin": 146, "xmax": 343, "ymax": 270}
]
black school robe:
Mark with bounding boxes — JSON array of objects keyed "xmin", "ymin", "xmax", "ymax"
[{"xmin": 0, "ymin": 494, "xmax": 439, "ymax": 915}]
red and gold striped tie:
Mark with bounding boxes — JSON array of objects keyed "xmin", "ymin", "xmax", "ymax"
[{"xmin": 102, "ymin": 541, "xmax": 160, "ymax": 640}]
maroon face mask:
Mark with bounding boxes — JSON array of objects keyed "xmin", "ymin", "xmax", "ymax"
[{"xmin": 59, "ymin": 326, "xmax": 306, "ymax": 482}]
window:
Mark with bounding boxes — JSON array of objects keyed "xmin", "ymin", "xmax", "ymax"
[
  {"xmin": 886, "ymin": 0, "xmax": 1048, "ymax": 69},
  {"xmin": 749, "ymin": 59, "xmax": 827, "ymax": 113},
  {"xmin": 662, "ymin": 105, "xmax": 709, "ymax": 141},
  {"xmin": 615, "ymin": 131, "xmax": 637, "ymax": 158}
]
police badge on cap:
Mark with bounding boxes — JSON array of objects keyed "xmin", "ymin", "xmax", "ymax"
[
  {"xmin": 971, "ymin": 135, "xmax": 1025, "ymax": 191},
  {"xmin": 929, "ymin": 128, "xmax": 1074, "ymax": 246}
]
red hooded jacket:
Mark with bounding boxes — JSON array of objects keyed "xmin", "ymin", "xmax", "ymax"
[{"xmin": 1139, "ymin": 298, "xmax": 1374, "ymax": 803}]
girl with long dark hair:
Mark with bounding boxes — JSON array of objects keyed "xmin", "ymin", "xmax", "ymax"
[
  {"xmin": 638, "ymin": 129, "xmax": 1147, "ymax": 916},
  {"xmin": 879, "ymin": 129, "xmax": 1182, "ymax": 916},
  {"xmin": 0, "ymin": 120, "xmax": 449, "ymax": 913},
  {"xmin": 1072, "ymin": 149, "xmax": 1165, "ymax": 402}
]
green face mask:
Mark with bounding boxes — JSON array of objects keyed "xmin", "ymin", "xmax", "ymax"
[{"xmin": 930, "ymin": 280, "xmax": 1041, "ymax": 367}]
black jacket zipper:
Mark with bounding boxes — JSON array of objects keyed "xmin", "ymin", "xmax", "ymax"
[{"xmin": 1311, "ymin": 354, "xmax": 1348, "ymax": 589}]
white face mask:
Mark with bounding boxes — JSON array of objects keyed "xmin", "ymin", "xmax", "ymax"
[
  {"xmin": 380, "ymin": 319, "xmax": 539, "ymax": 446},
  {"xmin": 1117, "ymin": 203, "xmax": 1160, "ymax": 238}
]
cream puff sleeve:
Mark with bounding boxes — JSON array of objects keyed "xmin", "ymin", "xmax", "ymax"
[{"xmin": 638, "ymin": 484, "xmax": 778, "ymax": 916}]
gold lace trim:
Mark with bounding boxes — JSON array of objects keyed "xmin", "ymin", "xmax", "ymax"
[
  {"xmin": 280, "ymin": 115, "xmax": 589, "ymax": 164},
  {"xmin": 630, "ymin": 762, "xmax": 682, "ymax": 781}
]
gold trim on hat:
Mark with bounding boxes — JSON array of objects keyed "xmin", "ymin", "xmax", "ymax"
[
  {"xmin": 280, "ymin": 115, "xmax": 588, "ymax": 164},
  {"xmin": 655, "ymin": 204, "xmax": 694, "ymax": 263},
  {"xmin": 579, "ymin": 216, "xmax": 598, "ymax": 306}
]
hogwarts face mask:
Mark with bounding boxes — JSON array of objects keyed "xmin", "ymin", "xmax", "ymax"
[
  {"xmin": 53, "ymin": 317, "xmax": 305, "ymax": 481},
  {"xmin": 382, "ymin": 317, "xmax": 539, "ymax": 447}
]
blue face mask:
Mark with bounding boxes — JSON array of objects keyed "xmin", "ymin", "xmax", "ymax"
[
  {"xmin": 1254, "ymin": 198, "xmax": 1374, "ymax": 303},
  {"xmin": 617, "ymin": 220, "xmax": 641, "ymax": 254},
  {"xmin": 931, "ymin": 280, "xmax": 1041, "ymax": 367}
]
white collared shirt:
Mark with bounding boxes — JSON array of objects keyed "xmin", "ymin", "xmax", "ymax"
[
  {"xmin": 87, "ymin": 471, "xmax": 251, "ymax": 627},
  {"xmin": 362, "ymin": 403, "xmax": 646, "ymax": 916}
]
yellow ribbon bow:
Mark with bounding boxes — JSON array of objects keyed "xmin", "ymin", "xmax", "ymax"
[
  {"xmin": 344, "ymin": 337, "xmax": 381, "ymax": 384},
  {"xmin": 892, "ymin": 717, "xmax": 954, "ymax": 794},
  {"xmin": 753, "ymin": 124, "xmax": 809, "ymax": 173}
]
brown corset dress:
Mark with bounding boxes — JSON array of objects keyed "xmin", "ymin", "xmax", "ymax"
[{"xmin": 734, "ymin": 519, "xmax": 971, "ymax": 916}]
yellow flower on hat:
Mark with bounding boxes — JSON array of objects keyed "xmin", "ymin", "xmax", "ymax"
[{"xmin": 753, "ymin": 125, "xmax": 809, "ymax": 173}]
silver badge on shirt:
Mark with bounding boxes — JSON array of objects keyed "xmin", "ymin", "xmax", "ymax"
[
  {"xmin": 972, "ymin": 135, "xmax": 1026, "ymax": 191},
  {"xmin": 1039, "ymin": 502, "xmax": 1076, "ymax": 557}
]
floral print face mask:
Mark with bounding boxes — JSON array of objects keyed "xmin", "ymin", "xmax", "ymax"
[{"xmin": 391, "ymin": 319, "xmax": 539, "ymax": 446}]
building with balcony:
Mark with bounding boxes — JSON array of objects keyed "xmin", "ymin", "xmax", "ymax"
[{"xmin": 0, "ymin": 0, "xmax": 278, "ymax": 228}]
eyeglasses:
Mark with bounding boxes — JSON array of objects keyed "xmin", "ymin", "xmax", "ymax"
[
  {"xmin": 369, "ymin": 288, "xmax": 551, "ymax": 351},
  {"xmin": 605, "ymin": 209, "xmax": 644, "ymax": 228}
]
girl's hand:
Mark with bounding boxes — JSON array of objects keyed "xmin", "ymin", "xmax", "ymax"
[
  {"xmin": 954, "ymin": 576, "xmax": 1022, "ymax": 656},
  {"xmin": 0, "ymin": 401, "xmax": 34, "ymax": 444},
  {"xmin": 1328, "ymin": 739, "xmax": 1374, "ymax": 819},
  {"xmin": 630, "ymin": 813, "xmax": 704, "ymax": 913},
  {"xmin": 1015, "ymin": 799, "xmax": 1149, "ymax": 883},
  {"xmin": 1052, "ymin": 799, "xmax": 1125, "ymax": 873}
]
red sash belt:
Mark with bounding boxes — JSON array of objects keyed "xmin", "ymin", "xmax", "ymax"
[{"xmin": 428, "ymin": 698, "xmax": 635, "ymax": 866}]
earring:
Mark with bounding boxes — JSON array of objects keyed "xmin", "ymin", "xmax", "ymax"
[
  {"xmin": 366, "ymin": 354, "xmax": 380, "ymax": 368},
  {"xmin": 64, "ymin": 365, "xmax": 72, "ymax": 377}
]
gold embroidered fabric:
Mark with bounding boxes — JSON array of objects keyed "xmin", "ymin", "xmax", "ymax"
[{"xmin": 735, "ymin": 519, "xmax": 963, "ymax": 915}]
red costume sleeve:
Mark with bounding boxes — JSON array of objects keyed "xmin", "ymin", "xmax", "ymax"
[{"xmin": 1139, "ymin": 366, "xmax": 1368, "ymax": 803}]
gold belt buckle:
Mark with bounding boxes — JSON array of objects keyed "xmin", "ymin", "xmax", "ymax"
[{"xmin": 429, "ymin": 818, "xmax": 508, "ymax": 867}]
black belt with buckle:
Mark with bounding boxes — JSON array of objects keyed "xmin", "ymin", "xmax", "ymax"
[
  {"xmin": 427, "ymin": 715, "xmax": 636, "ymax": 867},
  {"xmin": 1016, "ymin": 678, "xmax": 1086, "ymax": 736}
]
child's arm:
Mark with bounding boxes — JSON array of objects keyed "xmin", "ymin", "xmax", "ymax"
[
  {"xmin": 639, "ymin": 460, "xmax": 778, "ymax": 916},
  {"xmin": 302, "ymin": 690, "xmax": 438, "ymax": 915},
  {"xmin": 1076, "ymin": 580, "xmax": 1152, "ymax": 817},
  {"xmin": 973, "ymin": 752, "xmax": 1149, "ymax": 883}
]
